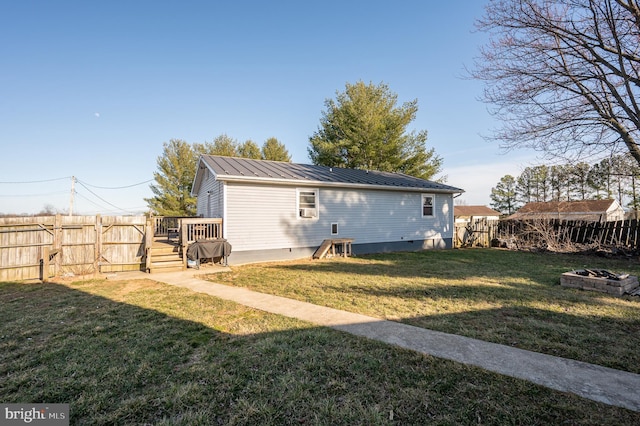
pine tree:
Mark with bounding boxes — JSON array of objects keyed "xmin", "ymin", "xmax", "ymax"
[
  {"xmin": 490, "ymin": 175, "xmax": 519, "ymax": 215},
  {"xmin": 261, "ymin": 137, "xmax": 291, "ymax": 161},
  {"xmin": 146, "ymin": 139, "xmax": 198, "ymax": 216},
  {"xmin": 308, "ymin": 81, "xmax": 442, "ymax": 180}
]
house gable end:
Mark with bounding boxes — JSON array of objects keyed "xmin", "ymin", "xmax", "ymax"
[{"xmin": 191, "ymin": 157, "xmax": 220, "ymax": 197}]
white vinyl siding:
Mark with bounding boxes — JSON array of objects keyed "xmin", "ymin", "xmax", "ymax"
[
  {"xmin": 225, "ymin": 183, "xmax": 299, "ymax": 251},
  {"xmin": 319, "ymin": 189, "xmax": 452, "ymax": 244},
  {"xmin": 223, "ymin": 182, "xmax": 453, "ymax": 252},
  {"xmin": 196, "ymin": 179, "xmax": 224, "ymax": 218}
]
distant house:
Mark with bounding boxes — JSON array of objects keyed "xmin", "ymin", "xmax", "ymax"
[
  {"xmin": 191, "ymin": 155, "xmax": 464, "ymax": 264},
  {"xmin": 454, "ymin": 205, "xmax": 501, "ymax": 224},
  {"xmin": 507, "ymin": 199, "xmax": 625, "ymax": 222}
]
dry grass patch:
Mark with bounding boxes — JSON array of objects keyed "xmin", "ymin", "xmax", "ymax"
[{"xmin": 207, "ymin": 248, "xmax": 640, "ymax": 373}]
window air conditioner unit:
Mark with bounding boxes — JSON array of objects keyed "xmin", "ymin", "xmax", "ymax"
[{"xmin": 299, "ymin": 208, "xmax": 317, "ymax": 218}]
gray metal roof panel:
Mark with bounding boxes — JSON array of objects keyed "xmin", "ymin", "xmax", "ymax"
[{"xmin": 201, "ymin": 155, "xmax": 463, "ymax": 192}]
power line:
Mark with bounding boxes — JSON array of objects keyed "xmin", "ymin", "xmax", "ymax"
[
  {"xmin": 0, "ymin": 175, "xmax": 151, "ymax": 214},
  {"xmin": 73, "ymin": 191, "xmax": 147, "ymax": 215},
  {"xmin": 0, "ymin": 176, "xmax": 71, "ymax": 184},
  {"xmin": 76, "ymin": 178, "xmax": 154, "ymax": 189},
  {"xmin": 74, "ymin": 191, "xmax": 131, "ymax": 214},
  {"xmin": 0, "ymin": 176, "xmax": 154, "ymax": 188},
  {"xmin": 0, "ymin": 191, "xmax": 68, "ymax": 197},
  {"xmin": 75, "ymin": 180, "xmax": 130, "ymax": 213},
  {"xmin": 74, "ymin": 191, "xmax": 113, "ymax": 213}
]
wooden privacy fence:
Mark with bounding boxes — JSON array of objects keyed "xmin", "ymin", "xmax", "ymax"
[
  {"xmin": 455, "ymin": 217, "xmax": 640, "ymax": 253},
  {"xmin": 0, "ymin": 215, "xmax": 146, "ymax": 281},
  {"xmin": 455, "ymin": 218, "xmax": 499, "ymax": 248},
  {"xmin": 496, "ymin": 219, "xmax": 640, "ymax": 253}
]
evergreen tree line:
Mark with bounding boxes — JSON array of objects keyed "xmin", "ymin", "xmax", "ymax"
[
  {"xmin": 146, "ymin": 135, "xmax": 291, "ymax": 216},
  {"xmin": 147, "ymin": 81, "xmax": 445, "ymax": 216},
  {"xmin": 490, "ymin": 154, "xmax": 640, "ymax": 215}
]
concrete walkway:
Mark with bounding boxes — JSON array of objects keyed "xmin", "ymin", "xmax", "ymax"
[{"xmin": 109, "ymin": 269, "xmax": 640, "ymax": 412}]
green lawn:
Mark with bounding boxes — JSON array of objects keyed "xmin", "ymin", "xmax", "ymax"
[
  {"xmin": 208, "ymin": 248, "xmax": 640, "ymax": 374},
  {"xmin": 1, "ymin": 248, "xmax": 639, "ymax": 424}
]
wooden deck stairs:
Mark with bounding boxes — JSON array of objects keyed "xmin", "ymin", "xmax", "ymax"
[
  {"xmin": 313, "ymin": 238, "xmax": 353, "ymax": 259},
  {"xmin": 147, "ymin": 239, "xmax": 184, "ymax": 273}
]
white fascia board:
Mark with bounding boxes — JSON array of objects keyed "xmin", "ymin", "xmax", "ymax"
[
  {"xmin": 216, "ymin": 174, "xmax": 464, "ymax": 194},
  {"xmin": 191, "ymin": 158, "xmax": 220, "ymax": 196}
]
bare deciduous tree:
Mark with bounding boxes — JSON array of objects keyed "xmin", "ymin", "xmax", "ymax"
[{"xmin": 473, "ymin": 0, "xmax": 640, "ymax": 166}]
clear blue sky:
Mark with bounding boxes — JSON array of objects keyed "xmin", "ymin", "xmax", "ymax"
[{"xmin": 0, "ymin": 0, "xmax": 538, "ymax": 215}]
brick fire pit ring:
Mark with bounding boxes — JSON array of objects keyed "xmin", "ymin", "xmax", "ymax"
[{"xmin": 560, "ymin": 269, "xmax": 639, "ymax": 296}]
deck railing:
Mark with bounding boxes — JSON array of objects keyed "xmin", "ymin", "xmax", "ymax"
[
  {"xmin": 179, "ymin": 218, "xmax": 224, "ymax": 268},
  {"xmin": 152, "ymin": 216, "xmax": 192, "ymax": 238},
  {"xmin": 152, "ymin": 216, "xmax": 223, "ymax": 239},
  {"xmin": 150, "ymin": 216, "xmax": 223, "ymax": 242},
  {"xmin": 148, "ymin": 216, "xmax": 224, "ymax": 271},
  {"xmin": 179, "ymin": 218, "xmax": 224, "ymax": 244}
]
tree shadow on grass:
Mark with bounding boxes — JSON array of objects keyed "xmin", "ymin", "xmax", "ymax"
[{"xmin": 1, "ymin": 279, "xmax": 639, "ymax": 425}]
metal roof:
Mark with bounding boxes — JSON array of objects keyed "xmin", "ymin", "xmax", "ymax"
[{"xmin": 197, "ymin": 155, "xmax": 463, "ymax": 193}]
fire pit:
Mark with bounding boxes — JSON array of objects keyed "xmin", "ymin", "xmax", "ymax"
[{"xmin": 560, "ymin": 269, "xmax": 639, "ymax": 296}]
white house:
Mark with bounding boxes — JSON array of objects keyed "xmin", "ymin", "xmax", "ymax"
[{"xmin": 191, "ymin": 155, "xmax": 464, "ymax": 264}]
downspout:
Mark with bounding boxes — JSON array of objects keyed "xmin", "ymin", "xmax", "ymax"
[{"xmin": 222, "ymin": 181, "xmax": 228, "ymax": 239}]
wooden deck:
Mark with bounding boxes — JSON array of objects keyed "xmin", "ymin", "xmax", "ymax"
[
  {"xmin": 147, "ymin": 238, "xmax": 183, "ymax": 273},
  {"xmin": 147, "ymin": 217, "xmax": 224, "ymax": 273}
]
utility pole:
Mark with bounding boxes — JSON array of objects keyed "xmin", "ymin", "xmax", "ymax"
[{"xmin": 69, "ymin": 176, "xmax": 75, "ymax": 216}]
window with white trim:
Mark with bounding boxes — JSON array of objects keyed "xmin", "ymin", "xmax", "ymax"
[
  {"xmin": 422, "ymin": 194, "xmax": 434, "ymax": 217},
  {"xmin": 298, "ymin": 189, "xmax": 318, "ymax": 218}
]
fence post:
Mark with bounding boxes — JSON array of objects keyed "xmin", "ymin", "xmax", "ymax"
[
  {"xmin": 145, "ymin": 217, "xmax": 153, "ymax": 273},
  {"xmin": 95, "ymin": 214, "xmax": 102, "ymax": 274},
  {"xmin": 40, "ymin": 246, "xmax": 49, "ymax": 282},
  {"xmin": 180, "ymin": 219, "xmax": 187, "ymax": 270},
  {"xmin": 53, "ymin": 214, "xmax": 62, "ymax": 276}
]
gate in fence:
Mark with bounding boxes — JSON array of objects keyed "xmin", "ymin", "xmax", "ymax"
[
  {"xmin": 454, "ymin": 218, "xmax": 499, "ymax": 248},
  {"xmin": 0, "ymin": 215, "xmax": 147, "ymax": 281}
]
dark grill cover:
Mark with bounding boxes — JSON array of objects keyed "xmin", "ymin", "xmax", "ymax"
[{"xmin": 187, "ymin": 239, "xmax": 232, "ymax": 261}]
